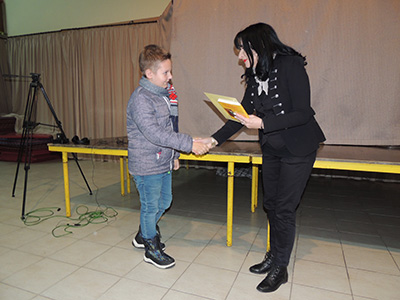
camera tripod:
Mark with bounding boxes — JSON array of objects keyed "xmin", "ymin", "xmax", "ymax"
[{"xmin": 10, "ymin": 73, "xmax": 92, "ymax": 219}]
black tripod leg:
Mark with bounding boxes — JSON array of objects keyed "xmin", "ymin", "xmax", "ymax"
[
  {"xmin": 12, "ymin": 125, "xmax": 27, "ymax": 197},
  {"xmin": 12, "ymin": 83, "xmax": 35, "ymax": 198},
  {"xmin": 21, "ymin": 130, "xmax": 34, "ymax": 219},
  {"xmin": 39, "ymin": 83, "xmax": 92, "ymax": 195},
  {"xmin": 71, "ymin": 153, "xmax": 93, "ymax": 195}
]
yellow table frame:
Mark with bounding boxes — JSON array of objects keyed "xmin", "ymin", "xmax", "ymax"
[
  {"xmin": 48, "ymin": 145, "xmax": 130, "ymax": 218},
  {"xmin": 179, "ymin": 153, "xmax": 251, "ymax": 246},
  {"xmin": 250, "ymin": 156, "xmax": 400, "ymax": 213},
  {"xmin": 251, "ymin": 154, "xmax": 400, "ymax": 252},
  {"xmin": 49, "ymin": 142, "xmax": 400, "ymax": 248},
  {"xmin": 48, "ymin": 144, "xmax": 251, "ymax": 247}
]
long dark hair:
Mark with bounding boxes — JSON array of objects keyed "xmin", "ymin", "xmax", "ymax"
[{"xmin": 234, "ymin": 23, "xmax": 306, "ymax": 81}]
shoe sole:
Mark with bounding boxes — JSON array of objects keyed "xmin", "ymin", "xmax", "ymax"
[
  {"xmin": 256, "ymin": 275, "xmax": 288, "ymax": 293},
  {"xmin": 132, "ymin": 240, "xmax": 145, "ymax": 249},
  {"xmin": 143, "ymin": 255, "xmax": 175, "ymax": 269},
  {"xmin": 132, "ymin": 240, "xmax": 165, "ymax": 251}
]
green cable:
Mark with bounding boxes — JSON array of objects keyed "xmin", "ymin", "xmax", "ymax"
[
  {"xmin": 23, "ymin": 205, "xmax": 118, "ymax": 238},
  {"xmin": 24, "ymin": 157, "xmax": 120, "ymax": 237}
]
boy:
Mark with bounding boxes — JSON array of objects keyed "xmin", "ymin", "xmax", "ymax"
[{"xmin": 127, "ymin": 44, "xmax": 209, "ymax": 269}]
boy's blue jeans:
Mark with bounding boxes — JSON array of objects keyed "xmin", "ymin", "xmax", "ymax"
[{"xmin": 133, "ymin": 171, "xmax": 172, "ymax": 239}]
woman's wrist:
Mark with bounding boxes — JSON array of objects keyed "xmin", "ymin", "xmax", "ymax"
[{"xmin": 211, "ymin": 137, "xmax": 218, "ymax": 147}]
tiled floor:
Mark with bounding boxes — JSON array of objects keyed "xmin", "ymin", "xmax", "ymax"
[{"xmin": 0, "ymin": 158, "xmax": 399, "ymax": 300}]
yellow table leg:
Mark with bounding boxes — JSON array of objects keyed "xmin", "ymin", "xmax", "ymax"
[
  {"xmin": 251, "ymin": 165, "xmax": 259, "ymax": 212},
  {"xmin": 62, "ymin": 152, "xmax": 71, "ymax": 217},
  {"xmin": 226, "ymin": 161, "xmax": 234, "ymax": 247},
  {"xmin": 120, "ymin": 157, "xmax": 125, "ymax": 196},
  {"xmin": 126, "ymin": 157, "xmax": 130, "ymax": 194}
]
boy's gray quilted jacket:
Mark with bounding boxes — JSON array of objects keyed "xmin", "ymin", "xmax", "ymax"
[{"xmin": 127, "ymin": 85, "xmax": 192, "ymax": 176}]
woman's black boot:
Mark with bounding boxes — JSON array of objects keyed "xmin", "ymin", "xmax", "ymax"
[
  {"xmin": 256, "ymin": 265, "xmax": 288, "ymax": 293},
  {"xmin": 249, "ymin": 252, "xmax": 274, "ymax": 274}
]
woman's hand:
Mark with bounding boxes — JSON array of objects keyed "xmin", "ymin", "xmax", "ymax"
[
  {"xmin": 192, "ymin": 140, "xmax": 211, "ymax": 155},
  {"xmin": 194, "ymin": 137, "xmax": 218, "ymax": 149},
  {"xmin": 235, "ymin": 113, "xmax": 264, "ymax": 129}
]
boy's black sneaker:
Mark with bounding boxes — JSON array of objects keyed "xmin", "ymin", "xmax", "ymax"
[
  {"xmin": 132, "ymin": 225, "xmax": 165, "ymax": 250},
  {"xmin": 143, "ymin": 236, "xmax": 175, "ymax": 269}
]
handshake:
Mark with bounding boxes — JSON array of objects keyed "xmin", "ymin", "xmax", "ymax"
[{"xmin": 191, "ymin": 137, "xmax": 217, "ymax": 156}]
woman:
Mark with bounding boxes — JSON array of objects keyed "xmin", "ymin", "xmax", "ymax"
[{"xmin": 206, "ymin": 23, "xmax": 325, "ymax": 293}]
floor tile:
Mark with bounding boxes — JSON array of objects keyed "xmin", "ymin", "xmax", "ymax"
[
  {"xmin": 0, "ymin": 282, "xmax": 36, "ymax": 300},
  {"xmin": 42, "ymin": 267, "xmax": 120, "ymax": 300},
  {"xmin": 337, "ymin": 220, "xmax": 380, "ymax": 236},
  {"xmin": 172, "ymin": 220, "xmax": 223, "ymax": 243},
  {"xmin": 0, "ymin": 223, "xmax": 21, "ymax": 236},
  {"xmin": 293, "ymin": 259, "xmax": 351, "ymax": 294},
  {"xmin": 340, "ymin": 232, "xmax": 387, "ymax": 249},
  {"xmin": 392, "ymin": 251, "xmax": 400, "ymax": 269},
  {"xmin": 249, "ymin": 227, "xmax": 268, "ymax": 253},
  {"xmin": 49, "ymin": 240, "xmax": 110, "ymax": 266},
  {"xmin": 376, "ymin": 224, "xmax": 400, "ymax": 239},
  {"xmin": 17, "ymin": 233, "xmax": 77, "ymax": 257},
  {"xmin": 334, "ymin": 210, "xmax": 372, "ymax": 223},
  {"xmin": 370, "ymin": 214, "xmax": 400, "ymax": 227},
  {"xmin": 0, "ymin": 246, "xmax": 9, "ymax": 256},
  {"xmin": 240, "ymin": 251, "xmax": 267, "ymax": 275},
  {"xmin": 82, "ymin": 223, "xmax": 132, "ymax": 246},
  {"xmin": 194, "ymin": 241, "xmax": 249, "ymax": 271},
  {"xmin": 342, "ymin": 245, "xmax": 400, "ymax": 275},
  {"xmin": 85, "ymin": 246, "xmax": 143, "ymax": 276},
  {"xmin": 296, "ymin": 237, "xmax": 345, "ymax": 266},
  {"xmin": 381, "ymin": 235, "xmax": 400, "ymax": 252},
  {"xmin": 157, "ymin": 214, "xmax": 193, "ymax": 239},
  {"xmin": 212, "ymin": 225, "xmax": 258, "ymax": 250},
  {"xmin": 162, "ymin": 237, "xmax": 207, "ymax": 263},
  {"xmin": 300, "ymin": 215, "xmax": 337, "ymax": 231},
  {"xmin": 348, "ymin": 268, "xmax": 400, "ymax": 300},
  {"xmin": 1, "ymin": 160, "xmax": 399, "ymax": 300},
  {"xmin": 172, "ymin": 263, "xmax": 237, "ymax": 300},
  {"xmin": 107, "ymin": 209, "xmax": 140, "ymax": 231},
  {"xmin": 3, "ymin": 258, "xmax": 78, "ymax": 294},
  {"xmin": 163, "ymin": 290, "xmax": 210, "ymax": 300},
  {"xmin": 290, "ymin": 284, "xmax": 352, "ymax": 300},
  {"xmin": 0, "ymin": 249, "xmax": 43, "ymax": 280},
  {"xmin": 98, "ymin": 278, "xmax": 168, "ymax": 300},
  {"xmin": 0, "ymin": 227, "xmax": 48, "ymax": 249},
  {"xmin": 126, "ymin": 258, "xmax": 190, "ymax": 288},
  {"xmin": 298, "ymin": 226, "xmax": 341, "ymax": 243}
]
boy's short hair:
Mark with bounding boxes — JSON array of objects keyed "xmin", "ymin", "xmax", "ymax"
[{"xmin": 139, "ymin": 44, "xmax": 171, "ymax": 74}]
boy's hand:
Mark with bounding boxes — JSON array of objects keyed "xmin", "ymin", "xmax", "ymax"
[
  {"xmin": 173, "ymin": 159, "xmax": 180, "ymax": 170},
  {"xmin": 195, "ymin": 137, "xmax": 217, "ymax": 148},
  {"xmin": 192, "ymin": 140, "xmax": 210, "ymax": 155}
]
